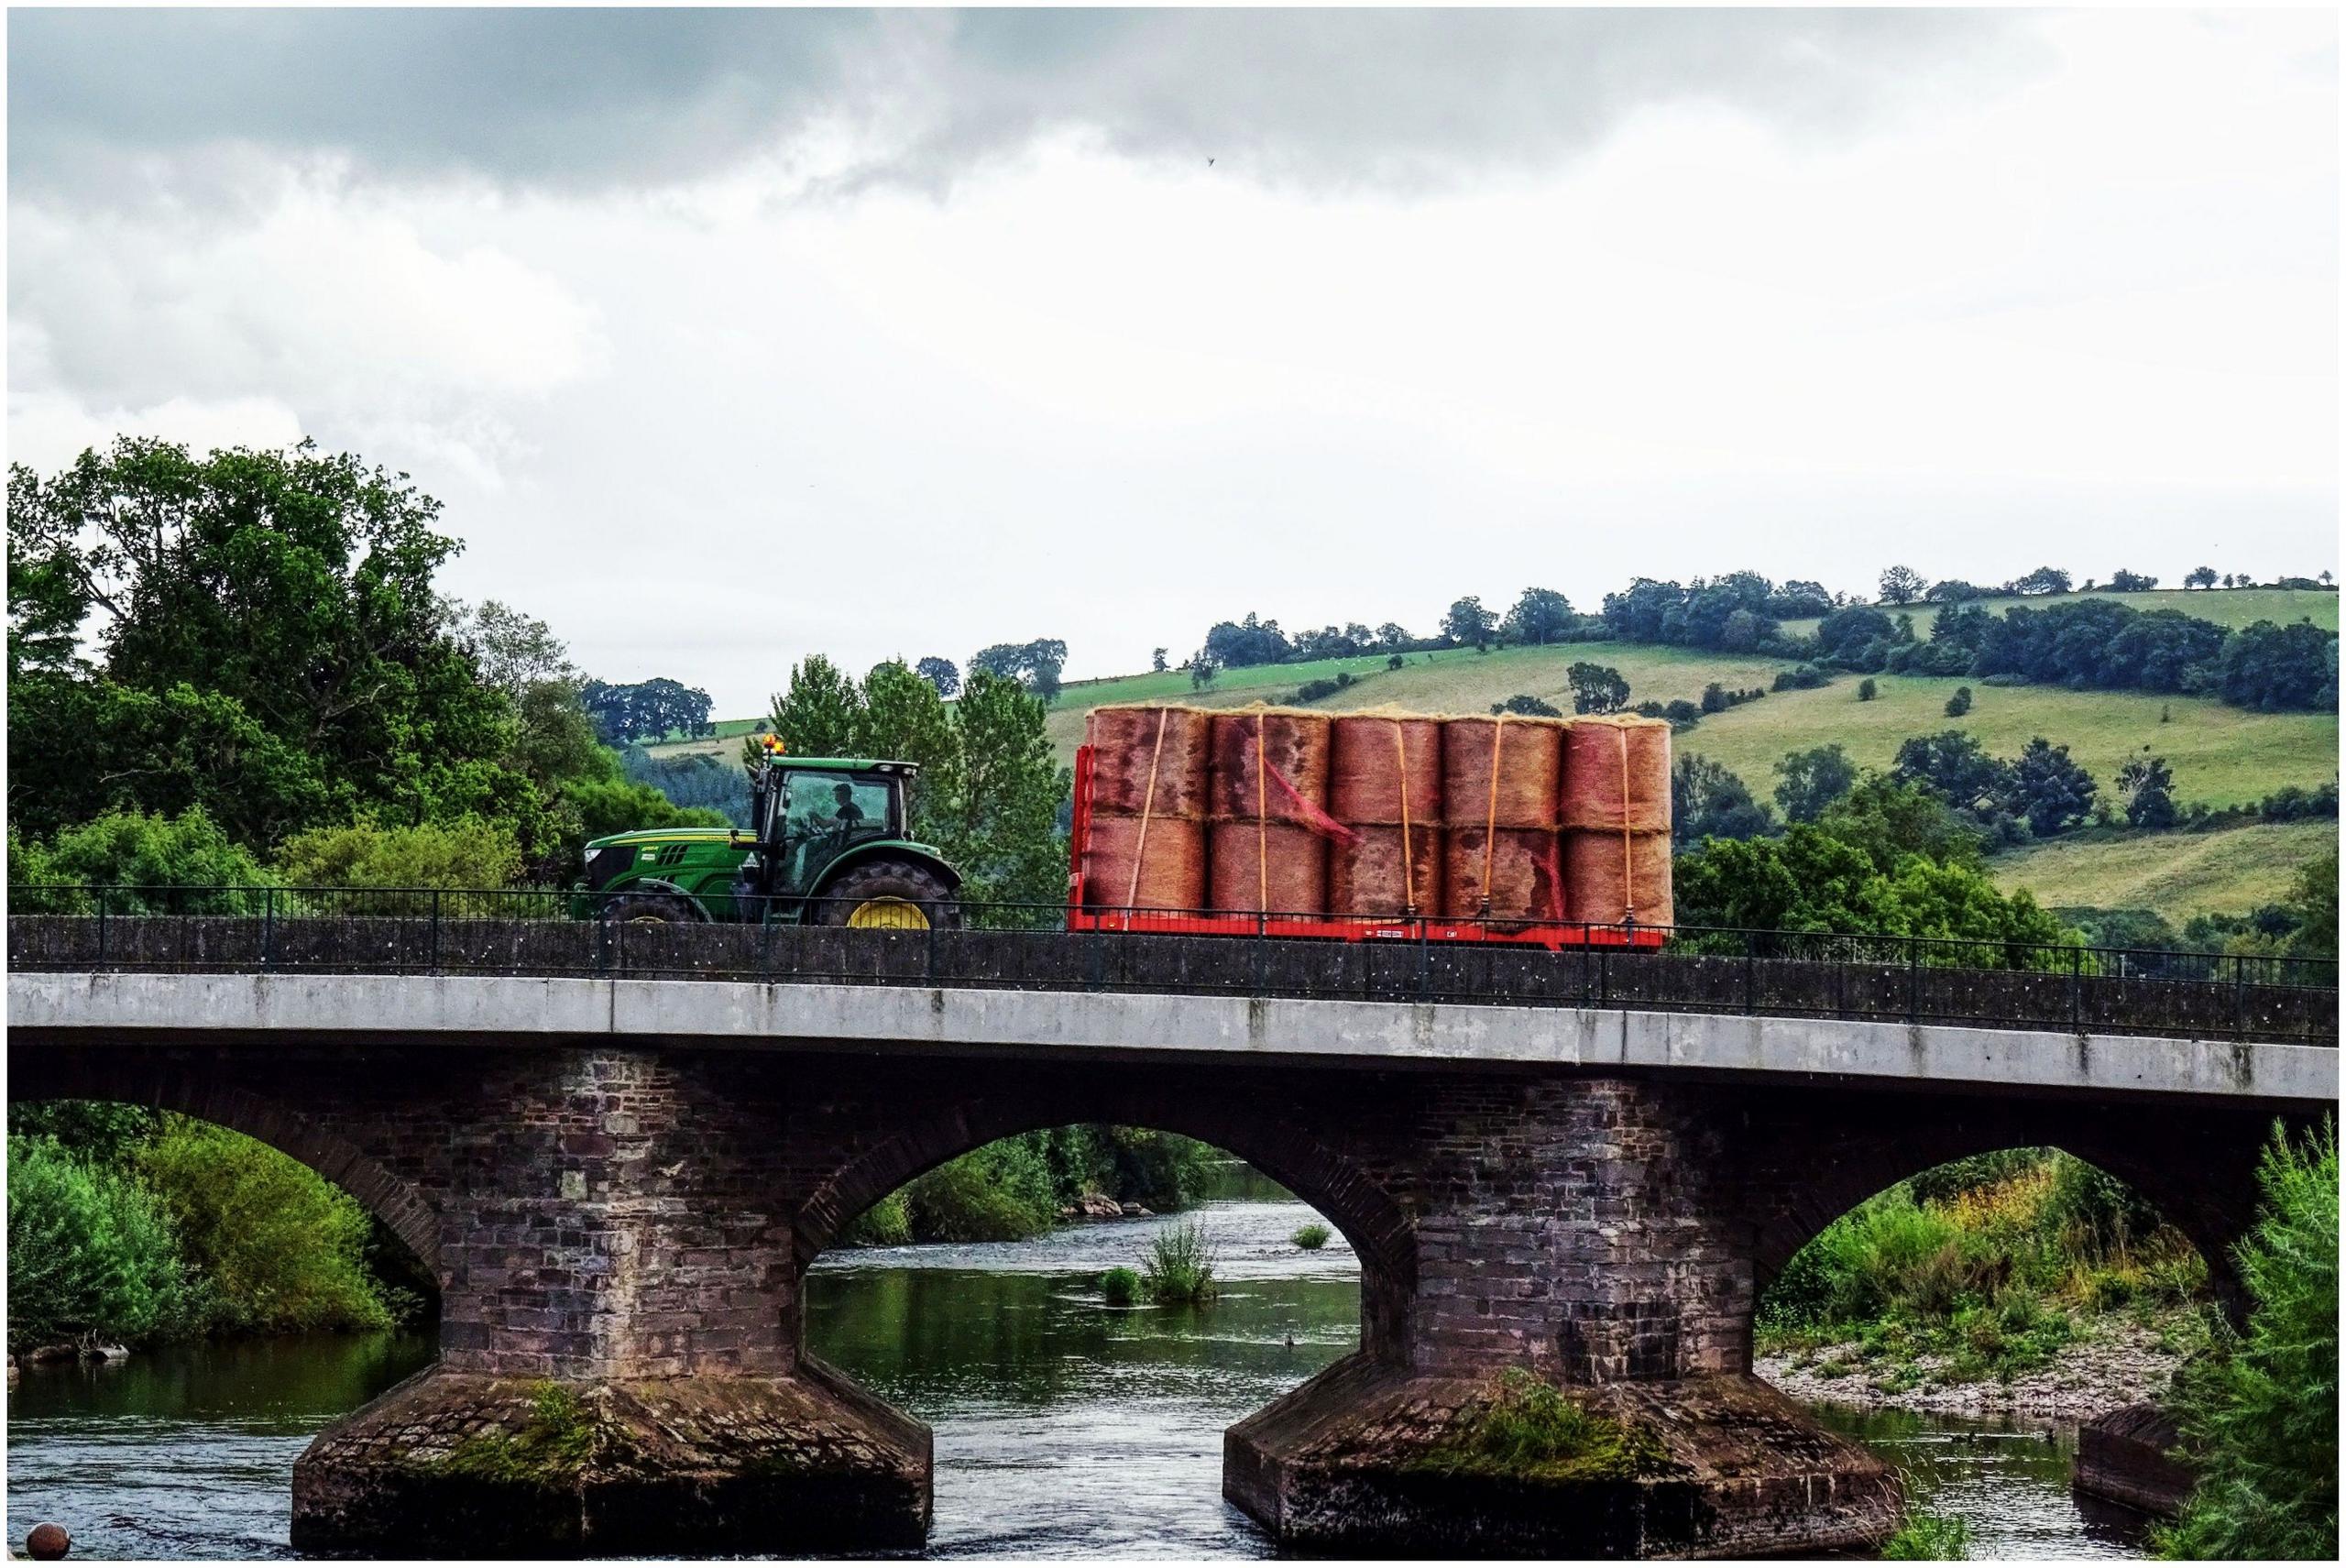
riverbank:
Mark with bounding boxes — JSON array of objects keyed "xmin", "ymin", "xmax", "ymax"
[{"xmin": 1757, "ymin": 1308, "xmax": 2199, "ymax": 1422}]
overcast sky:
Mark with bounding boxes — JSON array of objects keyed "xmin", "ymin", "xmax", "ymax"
[{"xmin": 8, "ymin": 6, "xmax": 2337, "ymax": 714}]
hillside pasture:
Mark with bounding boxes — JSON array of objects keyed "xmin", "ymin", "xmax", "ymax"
[{"xmin": 1990, "ymin": 819, "xmax": 2338, "ymax": 919}]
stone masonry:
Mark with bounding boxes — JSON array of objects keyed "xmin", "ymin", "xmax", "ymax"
[{"xmin": 8, "ymin": 1035, "xmax": 2311, "ymax": 1556}]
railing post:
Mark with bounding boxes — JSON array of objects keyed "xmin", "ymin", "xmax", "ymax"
[
  {"xmin": 1907, "ymin": 936, "xmax": 1919, "ymax": 1023},
  {"xmin": 926, "ymin": 911, "xmax": 938, "ymax": 985},
  {"xmin": 2232, "ymin": 953, "xmax": 2246, "ymax": 1039},
  {"xmin": 1745, "ymin": 948, "xmax": 1756, "ymax": 1014},
  {"xmin": 1419, "ymin": 920, "xmax": 1431, "ymax": 1001},
  {"xmin": 97, "ymin": 884, "xmax": 109, "ymax": 968},
  {"xmin": 430, "ymin": 889, "xmax": 442, "ymax": 974},
  {"xmin": 262, "ymin": 884, "xmax": 276, "ymax": 970},
  {"xmin": 2070, "ymin": 944, "xmax": 2082, "ymax": 1033}
]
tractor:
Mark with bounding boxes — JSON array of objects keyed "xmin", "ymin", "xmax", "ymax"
[{"xmin": 576, "ymin": 742, "xmax": 961, "ymax": 928}]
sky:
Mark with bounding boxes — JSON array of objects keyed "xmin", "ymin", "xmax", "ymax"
[{"xmin": 7, "ymin": 6, "xmax": 2337, "ymax": 715}]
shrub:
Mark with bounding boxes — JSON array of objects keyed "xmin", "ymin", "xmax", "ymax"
[
  {"xmin": 1419, "ymin": 1368, "xmax": 1670, "ymax": 1480},
  {"xmin": 1858, "ymin": 677, "xmax": 1878, "ymax": 701},
  {"xmin": 844, "ymin": 1190, "xmax": 911, "ymax": 1246},
  {"xmin": 902, "ymin": 1141, "xmax": 1060, "ymax": 1242},
  {"xmin": 1387, "ymin": 653, "xmax": 1405, "ymax": 670},
  {"xmin": 1295, "ymin": 678, "xmax": 1343, "ymax": 703},
  {"xmin": 1291, "ymin": 1222, "xmax": 1332, "ymax": 1250},
  {"xmin": 6, "ymin": 1134, "xmax": 188, "ymax": 1350},
  {"xmin": 1945, "ymin": 686, "xmax": 1973, "ymax": 718},
  {"xmin": 7, "ymin": 808, "xmax": 272, "ymax": 913},
  {"xmin": 1142, "ymin": 1221, "xmax": 1219, "ymax": 1304},
  {"xmin": 2156, "ymin": 1120, "xmax": 2338, "ymax": 1561},
  {"xmin": 1771, "ymin": 663, "xmax": 1832, "ymax": 692},
  {"xmin": 1882, "ymin": 1510, "xmax": 1971, "ymax": 1559},
  {"xmin": 275, "ymin": 817, "xmax": 523, "ymax": 900},
  {"xmin": 137, "ymin": 1117, "xmax": 397, "ymax": 1334},
  {"xmin": 1100, "ymin": 1266, "xmax": 1141, "ymax": 1305}
]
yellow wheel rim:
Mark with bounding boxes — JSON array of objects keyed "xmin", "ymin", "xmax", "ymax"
[{"xmin": 848, "ymin": 897, "xmax": 929, "ymax": 930}]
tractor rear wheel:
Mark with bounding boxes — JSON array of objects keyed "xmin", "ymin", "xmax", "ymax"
[
  {"xmin": 817, "ymin": 860, "xmax": 960, "ymax": 930},
  {"xmin": 597, "ymin": 891, "xmax": 703, "ymax": 925}
]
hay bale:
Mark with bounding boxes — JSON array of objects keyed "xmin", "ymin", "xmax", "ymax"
[
  {"xmin": 1562, "ymin": 830, "xmax": 1673, "ymax": 927},
  {"xmin": 1442, "ymin": 826, "xmax": 1565, "ymax": 922},
  {"xmin": 1560, "ymin": 716, "xmax": 1672, "ymax": 833},
  {"xmin": 1329, "ymin": 714, "xmax": 1442, "ymax": 826},
  {"xmin": 1441, "ymin": 716, "xmax": 1564, "ymax": 830},
  {"xmin": 1209, "ymin": 820, "xmax": 1330, "ymax": 916},
  {"xmin": 1080, "ymin": 814, "xmax": 1208, "ymax": 913},
  {"xmin": 1330, "ymin": 824, "xmax": 1442, "ymax": 917},
  {"xmin": 1208, "ymin": 709, "xmax": 1333, "ymax": 822},
  {"xmin": 1085, "ymin": 705, "xmax": 1212, "ymax": 818}
]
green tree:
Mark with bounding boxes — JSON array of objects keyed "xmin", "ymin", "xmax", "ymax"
[
  {"xmin": 2113, "ymin": 751, "xmax": 2178, "ymax": 829},
  {"xmin": 857, "ymin": 660, "xmax": 967, "ymax": 831},
  {"xmin": 1566, "ymin": 663, "xmax": 1630, "ymax": 715},
  {"xmin": 1892, "ymin": 730, "xmax": 2007, "ymax": 813},
  {"xmin": 915, "ymin": 656, "xmax": 960, "ymax": 697},
  {"xmin": 935, "ymin": 670, "xmax": 1069, "ymax": 905},
  {"xmin": 1671, "ymin": 756, "xmax": 1775, "ymax": 849},
  {"xmin": 1857, "ymin": 677, "xmax": 1878, "ymax": 702},
  {"xmin": 1442, "ymin": 596, "xmax": 1498, "ymax": 651},
  {"xmin": 1945, "ymin": 685, "xmax": 1973, "ymax": 717},
  {"xmin": 1878, "ymin": 565, "xmax": 1926, "ymax": 606},
  {"xmin": 137, "ymin": 1117, "xmax": 396, "ymax": 1334},
  {"xmin": 275, "ymin": 817, "xmax": 523, "ymax": 893},
  {"xmin": 1500, "ymin": 587, "xmax": 1573, "ymax": 645},
  {"xmin": 2156, "ymin": 1121, "xmax": 2337, "ymax": 1561},
  {"xmin": 2281, "ymin": 850, "xmax": 2338, "ymax": 958},
  {"xmin": 768, "ymin": 654, "xmax": 863, "ymax": 757},
  {"xmin": 5, "ymin": 439, "xmax": 542, "ymax": 851},
  {"xmin": 2001, "ymin": 737, "xmax": 2096, "ymax": 838},
  {"xmin": 1773, "ymin": 744, "xmax": 1858, "ymax": 825},
  {"xmin": 1814, "ymin": 776, "xmax": 1985, "ymax": 873},
  {"xmin": 6, "ymin": 807, "xmax": 272, "ymax": 913},
  {"xmin": 2185, "ymin": 565, "xmax": 2219, "ymax": 590},
  {"xmin": 6, "ymin": 1135, "xmax": 187, "ymax": 1350}
]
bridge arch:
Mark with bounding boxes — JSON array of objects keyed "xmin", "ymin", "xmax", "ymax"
[
  {"xmin": 795, "ymin": 1087, "xmax": 1415, "ymax": 1361},
  {"xmin": 6, "ymin": 1054, "xmax": 441, "ymax": 1277}
]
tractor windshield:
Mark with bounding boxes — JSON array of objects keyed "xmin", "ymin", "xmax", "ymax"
[{"xmin": 776, "ymin": 772, "xmax": 894, "ymax": 891}]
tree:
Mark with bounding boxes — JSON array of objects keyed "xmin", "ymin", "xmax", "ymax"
[
  {"xmin": 1375, "ymin": 622, "xmax": 1411, "ymax": 652},
  {"xmin": 1892, "ymin": 730, "xmax": 2007, "ymax": 812},
  {"xmin": 767, "ymin": 654, "xmax": 862, "ymax": 757},
  {"xmin": 2114, "ymin": 751, "xmax": 2178, "ymax": 829},
  {"xmin": 2281, "ymin": 850, "xmax": 2338, "ymax": 959},
  {"xmin": 1814, "ymin": 775, "xmax": 1985, "ymax": 872},
  {"xmin": 276, "ymin": 818, "xmax": 523, "ymax": 894},
  {"xmin": 5, "ymin": 438, "xmax": 542, "ymax": 852},
  {"xmin": 1773, "ymin": 745, "xmax": 1859, "ymax": 825},
  {"xmin": 1442, "ymin": 596, "xmax": 1498, "ymax": 651},
  {"xmin": 1565, "ymin": 663, "xmax": 1629, "ymax": 715},
  {"xmin": 2009, "ymin": 565, "xmax": 2073, "ymax": 596},
  {"xmin": 2103, "ymin": 568, "xmax": 2158, "ymax": 593},
  {"xmin": 1150, "ymin": 648, "xmax": 1168, "ymax": 674},
  {"xmin": 455, "ymin": 599, "xmax": 575, "ymax": 700},
  {"xmin": 1945, "ymin": 685, "xmax": 1972, "ymax": 717},
  {"xmin": 5, "ymin": 808, "xmax": 271, "ymax": 914},
  {"xmin": 1188, "ymin": 652, "xmax": 1219, "ymax": 690},
  {"xmin": 1500, "ymin": 587, "xmax": 1574, "ymax": 646},
  {"xmin": 1671, "ymin": 756, "xmax": 1776, "ymax": 849},
  {"xmin": 1877, "ymin": 565, "xmax": 1925, "ymax": 606},
  {"xmin": 970, "ymin": 638, "xmax": 1068, "ymax": 701},
  {"xmin": 2000, "ymin": 737, "xmax": 2096, "ymax": 837},
  {"xmin": 857, "ymin": 661, "xmax": 966, "ymax": 828},
  {"xmin": 2218, "ymin": 620, "xmax": 2335, "ymax": 711},
  {"xmin": 1200, "ymin": 614, "xmax": 1290, "ymax": 669},
  {"xmin": 2186, "ymin": 566, "xmax": 2220, "ymax": 590},
  {"xmin": 915, "ymin": 657, "xmax": 960, "ymax": 698},
  {"xmin": 1490, "ymin": 694, "xmax": 1562, "ymax": 718},
  {"xmin": 931, "ymin": 670, "xmax": 1069, "ymax": 905},
  {"xmin": 6, "ymin": 1134, "xmax": 187, "ymax": 1351},
  {"xmin": 1857, "ymin": 677, "xmax": 1878, "ymax": 702}
]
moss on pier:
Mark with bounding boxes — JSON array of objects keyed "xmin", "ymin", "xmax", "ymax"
[
  {"xmin": 1409, "ymin": 1368, "xmax": 1673, "ymax": 1483},
  {"xmin": 436, "ymin": 1383, "xmax": 611, "ymax": 1486}
]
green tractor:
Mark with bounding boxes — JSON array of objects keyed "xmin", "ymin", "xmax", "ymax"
[{"xmin": 577, "ymin": 750, "xmax": 961, "ymax": 928}]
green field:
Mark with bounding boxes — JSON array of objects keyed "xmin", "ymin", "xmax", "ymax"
[
  {"xmin": 1990, "ymin": 819, "xmax": 2336, "ymax": 918},
  {"xmin": 1778, "ymin": 586, "xmax": 2339, "ymax": 640}
]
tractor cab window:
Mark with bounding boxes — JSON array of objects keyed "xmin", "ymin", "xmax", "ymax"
[{"xmin": 778, "ymin": 773, "xmax": 893, "ymax": 889}]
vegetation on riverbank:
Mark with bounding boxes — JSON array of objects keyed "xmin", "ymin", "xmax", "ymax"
[
  {"xmin": 1757, "ymin": 1150, "xmax": 2208, "ymax": 1394},
  {"xmin": 5, "ymin": 1104, "xmax": 422, "ymax": 1352},
  {"xmin": 2154, "ymin": 1121, "xmax": 2337, "ymax": 1562},
  {"xmin": 1412, "ymin": 1368, "xmax": 1671, "ymax": 1483},
  {"xmin": 1141, "ymin": 1221, "xmax": 1218, "ymax": 1304},
  {"xmin": 845, "ymin": 1125, "xmax": 1222, "ymax": 1245},
  {"xmin": 1881, "ymin": 1510, "xmax": 1971, "ymax": 1560}
]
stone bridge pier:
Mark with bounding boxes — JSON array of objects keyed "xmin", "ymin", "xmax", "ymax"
[{"xmin": 9, "ymin": 1034, "xmax": 2307, "ymax": 1558}]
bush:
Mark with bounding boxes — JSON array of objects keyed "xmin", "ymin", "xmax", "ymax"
[
  {"xmin": 902, "ymin": 1141, "xmax": 1061, "ymax": 1243},
  {"xmin": 137, "ymin": 1117, "xmax": 397, "ymax": 1334},
  {"xmin": 1292, "ymin": 1222, "xmax": 1332, "ymax": 1250},
  {"xmin": 275, "ymin": 817, "xmax": 522, "ymax": 897},
  {"xmin": 1882, "ymin": 1510, "xmax": 1970, "ymax": 1559},
  {"xmin": 1142, "ymin": 1221, "xmax": 1219, "ymax": 1303},
  {"xmin": 1858, "ymin": 677, "xmax": 1878, "ymax": 701},
  {"xmin": 1945, "ymin": 686, "xmax": 1973, "ymax": 718},
  {"xmin": 6, "ymin": 1135, "xmax": 188, "ymax": 1350},
  {"xmin": 1100, "ymin": 1266, "xmax": 1140, "ymax": 1305},
  {"xmin": 1771, "ymin": 663, "xmax": 1832, "ymax": 692},
  {"xmin": 7, "ymin": 808, "xmax": 272, "ymax": 913},
  {"xmin": 1387, "ymin": 653, "xmax": 1405, "ymax": 670},
  {"xmin": 1295, "ymin": 678, "xmax": 1343, "ymax": 703},
  {"xmin": 2156, "ymin": 1120, "xmax": 2337, "ymax": 1561},
  {"xmin": 843, "ymin": 1190, "xmax": 911, "ymax": 1246}
]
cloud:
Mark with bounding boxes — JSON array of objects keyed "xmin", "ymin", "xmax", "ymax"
[{"xmin": 8, "ymin": 8, "xmax": 2039, "ymax": 200}]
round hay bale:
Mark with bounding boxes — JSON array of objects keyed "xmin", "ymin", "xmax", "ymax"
[
  {"xmin": 1330, "ymin": 715, "xmax": 1442, "ymax": 826},
  {"xmin": 1081, "ymin": 813, "xmax": 1207, "ymax": 913},
  {"xmin": 1562, "ymin": 830, "xmax": 1673, "ymax": 927},
  {"xmin": 1441, "ymin": 717, "xmax": 1563, "ymax": 830},
  {"xmin": 1441, "ymin": 826, "xmax": 1565, "ymax": 923},
  {"xmin": 1330, "ymin": 824, "xmax": 1442, "ymax": 916},
  {"xmin": 1561, "ymin": 717, "xmax": 1672, "ymax": 833},
  {"xmin": 1208, "ymin": 820, "xmax": 1329, "ymax": 916},
  {"xmin": 1085, "ymin": 706, "xmax": 1211, "ymax": 818},
  {"xmin": 1209, "ymin": 710, "xmax": 1333, "ymax": 823}
]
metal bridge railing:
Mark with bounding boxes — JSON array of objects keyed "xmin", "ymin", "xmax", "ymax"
[{"xmin": 5, "ymin": 884, "xmax": 2336, "ymax": 1045}]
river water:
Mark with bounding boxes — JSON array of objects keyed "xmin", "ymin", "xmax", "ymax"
[{"xmin": 5, "ymin": 1177, "xmax": 2152, "ymax": 1559}]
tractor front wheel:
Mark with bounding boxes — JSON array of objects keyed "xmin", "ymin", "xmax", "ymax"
[
  {"xmin": 817, "ymin": 860, "xmax": 960, "ymax": 930},
  {"xmin": 597, "ymin": 891, "xmax": 703, "ymax": 925}
]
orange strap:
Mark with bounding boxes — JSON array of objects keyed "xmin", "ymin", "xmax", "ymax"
[
  {"xmin": 1480, "ymin": 716, "xmax": 1507, "ymax": 914},
  {"xmin": 1393, "ymin": 719, "xmax": 1417, "ymax": 916},
  {"xmin": 1255, "ymin": 711, "xmax": 1269, "ymax": 914},
  {"xmin": 1124, "ymin": 707, "xmax": 1170, "ymax": 912}
]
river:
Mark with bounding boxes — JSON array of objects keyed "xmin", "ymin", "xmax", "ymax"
[{"xmin": 5, "ymin": 1176, "xmax": 2153, "ymax": 1559}]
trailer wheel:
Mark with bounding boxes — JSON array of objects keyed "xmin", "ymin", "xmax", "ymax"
[
  {"xmin": 817, "ymin": 860, "xmax": 961, "ymax": 930},
  {"xmin": 597, "ymin": 891, "xmax": 703, "ymax": 925}
]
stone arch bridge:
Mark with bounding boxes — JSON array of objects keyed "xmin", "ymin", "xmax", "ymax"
[{"xmin": 7, "ymin": 922, "xmax": 2333, "ymax": 1558}]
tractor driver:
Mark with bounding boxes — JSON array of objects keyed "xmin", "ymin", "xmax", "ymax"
[{"xmin": 825, "ymin": 783, "xmax": 867, "ymax": 833}]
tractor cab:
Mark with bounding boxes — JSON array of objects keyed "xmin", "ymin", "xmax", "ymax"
[{"xmin": 731, "ymin": 746, "xmax": 961, "ymax": 928}]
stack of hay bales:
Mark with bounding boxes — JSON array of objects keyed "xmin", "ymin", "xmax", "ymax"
[
  {"xmin": 1078, "ymin": 705, "xmax": 1211, "ymax": 911},
  {"xmin": 1561, "ymin": 716, "xmax": 1674, "ymax": 927},
  {"xmin": 1079, "ymin": 702, "xmax": 1672, "ymax": 927},
  {"xmin": 1328, "ymin": 715, "xmax": 1442, "ymax": 916},
  {"xmin": 1208, "ymin": 709, "xmax": 1335, "ymax": 914},
  {"xmin": 1439, "ymin": 715, "xmax": 1568, "ymax": 923}
]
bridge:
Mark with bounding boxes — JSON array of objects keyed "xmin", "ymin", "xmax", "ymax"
[{"xmin": 7, "ymin": 905, "xmax": 2336, "ymax": 1557}]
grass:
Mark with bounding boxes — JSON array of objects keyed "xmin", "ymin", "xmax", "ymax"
[
  {"xmin": 1412, "ymin": 1368, "xmax": 1672, "ymax": 1482},
  {"xmin": 1881, "ymin": 1509, "xmax": 1972, "ymax": 1560},
  {"xmin": 1291, "ymin": 1222, "xmax": 1332, "ymax": 1251},
  {"xmin": 1989, "ymin": 818, "xmax": 2339, "ymax": 917},
  {"xmin": 1141, "ymin": 1220, "xmax": 1218, "ymax": 1304},
  {"xmin": 436, "ymin": 1382, "xmax": 603, "ymax": 1486},
  {"xmin": 1099, "ymin": 1266, "xmax": 1140, "ymax": 1306}
]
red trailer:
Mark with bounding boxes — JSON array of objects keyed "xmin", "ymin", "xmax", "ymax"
[{"xmin": 1064, "ymin": 742, "xmax": 1664, "ymax": 951}]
